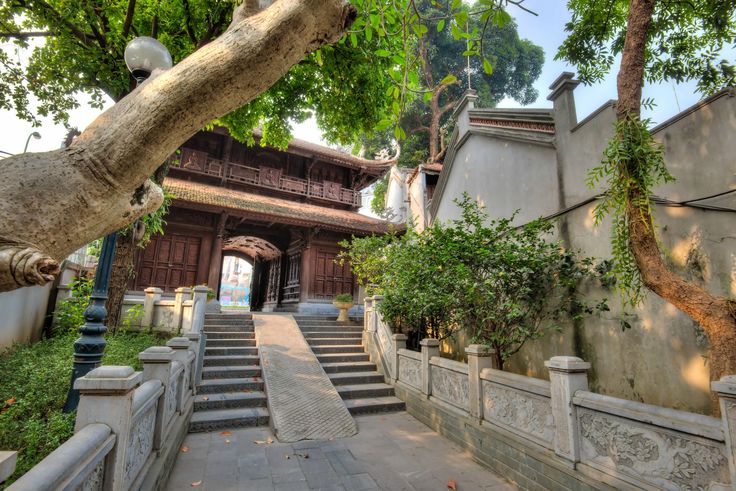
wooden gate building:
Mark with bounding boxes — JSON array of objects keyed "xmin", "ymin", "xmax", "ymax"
[{"xmin": 131, "ymin": 127, "xmax": 395, "ymax": 312}]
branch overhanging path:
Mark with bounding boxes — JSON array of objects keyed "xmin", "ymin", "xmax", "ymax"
[{"xmin": 0, "ymin": 0, "xmax": 357, "ymax": 292}]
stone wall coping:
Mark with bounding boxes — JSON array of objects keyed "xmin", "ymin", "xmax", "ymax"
[
  {"xmin": 420, "ymin": 338, "xmax": 440, "ymax": 347},
  {"xmin": 122, "ymin": 299, "xmax": 145, "ymax": 306},
  {"xmin": 429, "ymin": 356, "xmax": 469, "ymax": 375},
  {"xmin": 139, "ymin": 346, "xmax": 175, "ymax": 362},
  {"xmin": 132, "ymin": 379, "xmax": 163, "ymax": 416},
  {"xmin": 544, "ymin": 356, "xmax": 591, "ymax": 372},
  {"xmin": 397, "ymin": 348, "xmax": 422, "ymax": 361},
  {"xmin": 154, "ymin": 300, "xmax": 175, "ymax": 307},
  {"xmin": 465, "ymin": 344, "xmax": 494, "ymax": 356},
  {"xmin": 192, "ymin": 285, "xmax": 209, "ymax": 293},
  {"xmin": 480, "ymin": 368, "xmax": 551, "ymax": 398},
  {"xmin": 0, "ymin": 451, "xmax": 17, "ymax": 484},
  {"xmin": 182, "ymin": 300, "xmax": 194, "ymax": 307},
  {"xmin": 712, "ymin": 375, "xmax": 736, "ymax": 397},
  {"xmin": 74, "ymin": 366, "xmax": 141, "ymax": 392},
  {"xmin": 392, "ymin": 333, "xmax": 407, "ymax": 341},
  {"xmin": 573, "ymin": 390, "xmax": 724, "ymax": 442},
  {"xmin": 174, "ymin": 287, "xmax": 192, "ymax": 294},
  {"xmin": 167, "ymin": 337, "xmax": 192, "ymax": 349},
  {"xmin": 6, "ymin": 424, "xmax": 114, "ymax": 491},
  {"xmin": 144, "ymin": 287, "xmax": 163, "ymax": 294}
]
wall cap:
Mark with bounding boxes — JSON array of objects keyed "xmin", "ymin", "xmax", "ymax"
[
  {"xmin": 712, "ymin": 375, "xmax": 736, "ymax": 397},
  {"xmin": 74, "ymin": 366, "xmax": 141, "ymax": 392},
  {"xmin": 166, "ymin": 337, "xmax": 192, "ymax": 350},
  {"xmin": 465, "ymin": 344, "xmax": 494, "ymax": 356},
  {"xmin": 420, "ymin": 338, "xmax": 440, "ymax": 347},
  {"xmin": 544, "ymin": 356, "xmax": 590, "ymax": 372}
]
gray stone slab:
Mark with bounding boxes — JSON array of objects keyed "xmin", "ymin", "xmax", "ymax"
[{"xmin": 254, "ymin": 314, "xmax": 358, "ymax": 442}]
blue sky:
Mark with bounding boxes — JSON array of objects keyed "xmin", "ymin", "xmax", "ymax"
[{"xmin": 0, "ymin": 1, "xmax": 725, "ymax": 155}]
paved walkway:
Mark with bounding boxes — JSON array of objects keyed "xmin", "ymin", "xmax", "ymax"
[
  {"xmin": 253, "ymin": 314, "xmax": 357, "ymax": 442},
  {"xmin": 166, "ymin": 412, "xmax": 515, "ymax": 490}
]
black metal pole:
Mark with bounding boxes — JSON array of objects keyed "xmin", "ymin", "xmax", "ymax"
[{"xmin": 63, "ymin": 231, "xmax": 117, "ymax": 412}]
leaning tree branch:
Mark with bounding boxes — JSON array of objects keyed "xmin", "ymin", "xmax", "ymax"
[
  {"xmin": 0, "ymin": 31, "xmax": 56, "ymax": 39},
  {"xmin": 0, "ymin": 0, "xmax": 356, "ymax": 292}
]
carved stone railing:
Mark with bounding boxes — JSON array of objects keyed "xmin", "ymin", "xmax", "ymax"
[
  {"xmin": 7, "ymin": 332, "xmax": 204, "ymax": 491},
  {"xmin": 173, "ymin": 149, "xmax": 361, "ymax": 206},
  {"xmin": 364, "ymin": 295, "xmax": 736, "ymax": 491}
]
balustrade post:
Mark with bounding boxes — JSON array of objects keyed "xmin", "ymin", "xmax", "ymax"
[
  {"xmin": 172, "ymin": 287, "xmax": 191, "ymax": 332},
  {"xmin": 371, "ymin": 295, "xmax": 383, "ymax": 334},
  {"xmin": 363, "ymin": 297, "xmax": 374, "ymax": 333},
  {"xmin": 142, "ymin": 287, "xmax": 162, "ymax": 329},
  {"xmin": 74, "ymin": 366, "xmax": 142, "ymax": 490},
  {"xmin": 712, "ymin": 375, "xmax": 736, "ymax": 488},
  {"xmin": 392, "ymin": 334, "xmax": 407, "ymax": 384},
  {"xmin": 185, "ymin": 332, "xmax": 204, "ymax": 391},
  {"xmin": 466, "ymin": 345, "xmax": 494, "ymax": 422},
  {"xmin": 191, "ymin": 286, "xmax": 210, "ymax": 334},
  {"xmin": 545, "ymin": 356, "xmax": 590, "ymax": 464},
  {"xmin": 167, "ymin": 337, "xmax": 195, "ymax": 407},
  {"xmin": 420, "ymin": 338, "xmax": 440, "ymax": 397},
  {"xmin": 139, "ymin": 347, "xmax": 176, "ymax": 450}
]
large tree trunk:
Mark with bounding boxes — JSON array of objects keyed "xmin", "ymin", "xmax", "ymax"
[
  {"xmin": 618, "ymin": 0, "xmax": 736, "ymax": 383},
  {"xmin": 0, "ymin": 0, "xmax": 356, "ymax": 292},
  {"xmin": 106, "ymin": 234, "xmax": 137, "ymax": 331}
]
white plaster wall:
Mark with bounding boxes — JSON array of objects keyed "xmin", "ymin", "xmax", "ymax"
[
  {"xmin": 0, "ymin": 284, "xmax": 52, "ymax": 348},
  {"xmin": 385, "ymin": 166, "xmax": 408, "ymax": 222}
]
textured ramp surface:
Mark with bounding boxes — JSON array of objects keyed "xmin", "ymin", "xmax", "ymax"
[{"xmin": 254, "ymin": 314, "xmax": 358, "ymax": 442}]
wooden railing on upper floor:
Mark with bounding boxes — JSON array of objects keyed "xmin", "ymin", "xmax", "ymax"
[{"xmin": 170, "ymin": 148, "xmax": 362, "ymax": 207}]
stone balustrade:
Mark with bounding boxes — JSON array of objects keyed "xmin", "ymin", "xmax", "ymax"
[
  {"xmin": 364, "ymin": 295, "xmax": 736, "ymax": 491},
  {"xmin": 8, "ymin": 293, "xmax": 207, "ymax": 491},
  {"xmin": 118, "ymin": 284, "xmax": 210, "ymax": 334}
]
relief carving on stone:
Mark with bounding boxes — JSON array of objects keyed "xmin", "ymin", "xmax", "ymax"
[
  {"xmin": 165, "ymin": 374, "xmax": 179, "ymax": 425},
  {"xmin": 482, "ymin": 381, "xmax": 554, "ymax": 447},
  {"xmin": 399, "ymin": 356, "xmax": 422, "ymax": 389},
  {"xmin": 578, "ymin": 409, "xmax": 730, "ymax": 490},
  {"xmin": 376, "ymin": 324, "xmax": 394, "ymax": 373},
  {"xmin": 77, "ymin": 459, "xmax": 104, "ymax": 491},
  {"xmin": 431, "ymin": 365, "xmax": 469, "ymax": 411},
  {"xmin": 124, "ymin": 404, "xmax": 157, "ymax": 487}
]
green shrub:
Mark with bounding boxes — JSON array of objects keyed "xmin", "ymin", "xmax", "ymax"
[
  {"xmin": 334, "ymin": 293, "xmax": 353, "ymax": 303},
  {"xmin": 0, "ymin": 330, "xmax": 165, "ymax": 487},
  {"xmin": 53, "ymin": 276, "xmax": 93, "ymax": 333}
]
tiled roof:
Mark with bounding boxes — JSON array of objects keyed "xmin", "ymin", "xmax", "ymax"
[{"xmin": 165, "ymin": 178, "xmax": 397, "ymax": 235}]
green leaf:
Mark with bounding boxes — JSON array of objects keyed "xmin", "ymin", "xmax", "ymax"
[
  {"xmin": 374, "ymin": 49, "xmax": 391, "ymax": 57},
  {"xmin": 423, "ymin": 91, "xmax": 433, "ymax": 102},
  {"xmin": 408, "ymin": 71, "xmax": 419, "ymax": 86},
  {"xmin": 365, "ymin": 26, "xmax": 373, "ymax": 42},
  {"xmin": 440, "ymin": 74, "xmax": 458, "ymax": 85},
  {"xmin": 437, "ymin": 19, "xmax": 445, "ymax": 32},
  {"xmin": 350, "ymin": 32, "xmax": 358, "ymax": 48},
  {"xmin": 483, "ymin": 58, "xmax": 493, "ymax": 75},
  {"xmin": 393, "ymin": 125, "xmax": 406, "ymax": 140},
  {"xmin": 315, "ymin": 50, "xmax": 323, "ymax": 66}
]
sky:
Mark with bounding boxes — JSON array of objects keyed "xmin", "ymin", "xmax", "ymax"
[{"xmin": 0, "ymin": 0, "xmax": 720, "ymax": 156}]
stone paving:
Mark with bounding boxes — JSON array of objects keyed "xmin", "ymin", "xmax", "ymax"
[
  {"xmin": 166, "ymin": 412, "xmax": 515, "ymax": 490},
  {"xmin": 253, "ymin": 314, "xmax": 358, "ymax": 442}
]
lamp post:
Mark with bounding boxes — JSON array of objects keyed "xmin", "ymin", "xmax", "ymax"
[
  {"xmin": 23, "ymin": 131, "xmax": 41, "ymax": 153},
  {"xmin": 63, "ymin": 37, "xmax": 172, "ymax": 412}
]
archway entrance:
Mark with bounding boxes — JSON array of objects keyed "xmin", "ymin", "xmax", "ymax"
[
  {"xmin": 218, "ymin": 255, "xmax": 252, "ymax": 309},
  {"xmin": 222, "ymin": 236, "xmax": 282, "ymax": 311}
]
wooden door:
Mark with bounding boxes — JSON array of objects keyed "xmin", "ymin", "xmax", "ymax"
[
  {"xmin": 134, "ymin": 234, "xmax": 202, "ymax": 291},
  {"xmin": 312, "ymin": 248, "xmax": 353, "ymax": 300}
]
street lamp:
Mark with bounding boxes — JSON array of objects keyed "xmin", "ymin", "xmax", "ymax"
[
  {"xmin": 23, "ymin": 131, "xmax": 41, "ymax": 153},
  {"xmin": 63, "ymin": 37, "xmax": 172, "ymax": 412}
]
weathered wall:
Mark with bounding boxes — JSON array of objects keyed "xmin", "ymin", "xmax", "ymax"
[
  {"xmin": 433, "ymin": 82, "xmax": 736, "ymax": 414},
  {"xmin": 0, "ymin": 284, "xmax": 52, "ymax": 348}
]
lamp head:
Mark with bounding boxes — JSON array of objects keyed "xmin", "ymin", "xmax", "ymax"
[
  {"xmin": 31, "ymin": 131, "xmax": 41, "ymax": 140},
  {"xmin": 124, "ymin": 36, "xmax": 173, "ymax": 82}
]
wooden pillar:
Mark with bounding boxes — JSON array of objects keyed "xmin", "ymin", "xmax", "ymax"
[
  {"xmin": 299, "ymin": 239, "xmax": 314, "ymax": 303},
  {"xmin": 207, "ymin": 213, "xmax": 227, "ymax": 293}
]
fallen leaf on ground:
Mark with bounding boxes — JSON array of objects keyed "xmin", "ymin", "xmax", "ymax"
[
  {"xmin": 201, "ymin": 396, "xmax": 209, "ymax": 401},
  {"xmin": 253, "ymin": 438, "xmax": 273, "ymax": 445},
  {"xmin": 447, "ymin": 480, "xmax": 457, "ymax": 490},
  {"xmin": 221, "ymin": 431, "xmax": 232, "ymax": 437},
  {"xmin": 180, "ymin": 446, "xmax": 189, "ymax": 453},
  {"xmin": 283, "ymin": 454, "xmax": 291, "ymax": 460},
  {"xmin": 191, "ymin": 481, "xmax": 202, "ymax": 487},
  {"xmin": 225, "ymin": 439, "xmax": 231, "ymax": 444},
  {"xmin": 5, "ymin": 398, "xmax": 15, "ymax": 406}
]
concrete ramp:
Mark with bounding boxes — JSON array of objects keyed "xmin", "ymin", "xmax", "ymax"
[{"xmin": 253, "ymin": 313, "xmax": 358, "ymax": 442}]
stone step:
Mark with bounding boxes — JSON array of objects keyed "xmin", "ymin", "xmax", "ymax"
[
  {"xmin": 337, "ymin": 383, "xmax": 395, "ymax": 399},
  {"xmin": 298, "ymin": 327, "xmax": 363, "ymax": 334},
  {"xmin": 328, "ymin": 371, "xmax": 385, "ymax": 385},
  {"xmin": 204, "ymin": 355, "xmax": 259, "ymax": 367},
  {"xmin": 305, "ymin": 337, "xmax": 363, "ymax": 345},
  {"xmin": 320, "ymin": 361, "xmax": 377, "ymax": 373},
  {"xmin": 203, "ymin": 325, "xmax": 254, "ymax": 332},
  {"xmin": 302, "ymin": 331, "xmax": 364, "ymax": 338},
  {"xmin": 189, "ymin": 407, "xmax": 269, "ymax": 433},
  {"xmin": 296, "ymin": 321, "xmax": 362, "ymax": 327},
  {"xmin": 204, "ymin": 322, "xmax": 255, "ymax": 328},
  {"xmin": 206, "ymin": 338, "xmax": 257, "ymax": 348},
  {"xmin": 344, "ymin": 396, "xmax": 405, "ymax": 415},
  {"xmin": 197, "ymin": 377, "xmax": 264, "ymax": 394},
  {"xmin": 194, "ymin": 391, "xmax": 267, "ymax": 411},
  {"xmin": 311, "ymin": 345, "xmax": 364, "ymax": 354},
  {"xmin": 203, "ymin": 331, "xmax": 255, "ymax": 339},
  {"xmin": 205, "ymin": 347, "xmax": 258, "ymax": 356},
  {"xmin": 316, "ymin": 353, "xmax": 370, "ymax": 363},
  {"xmin": 206, "ymin": 313, "xmax": 252, "ymax": 319},
  {"xmin": 202, "ymin": 365, "xmax": 261, "ymax": 379}
]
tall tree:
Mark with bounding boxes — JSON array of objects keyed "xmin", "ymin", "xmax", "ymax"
[
  {"xmin": 558, "ymin": 0, "xmax": 736, "ymax": 382},
  {"xmin": 0, "ymin": 0, "xmax": 397, "ymax": 326}
]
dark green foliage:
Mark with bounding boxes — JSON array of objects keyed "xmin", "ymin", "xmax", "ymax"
[
  {"xmin": 0, "ymin": 330, "xmax": 164, "ymax": 487},
  {"xmin": 334, "ymin": 293, "xmax": 354, "ymax": 303},
  {"xmin": 341, "ymin": 195, "xmax": 606, "ymax": 361},
  {"xmin": 53, "ymin": 275, "xmax": 94, "ymax": 333},
  {"xmin": 558, "ymin": 0, "xmax": 736, "ymax": 94}
]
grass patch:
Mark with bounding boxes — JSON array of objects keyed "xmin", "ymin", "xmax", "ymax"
[{"xmin": 0, "ymin": 330, "xmax": 166, "ymax": 487}]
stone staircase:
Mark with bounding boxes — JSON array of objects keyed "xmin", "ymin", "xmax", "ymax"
[
  {"xmin": 189, "ymin": 312, "xmax": 269, "ymax": 432},
  {"xmin": 294, "ymin": 316, "xmax": 405, "ymax": 415}
]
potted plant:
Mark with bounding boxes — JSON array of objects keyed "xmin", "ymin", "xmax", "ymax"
[{"xmin": 333, "ymin": 293, "xmax": 353, "ymax": 322}]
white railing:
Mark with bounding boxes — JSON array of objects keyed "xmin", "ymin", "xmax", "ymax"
[
  {"xmin": 364, "ymin": 295, "xmax": 736, "ymax": 491},
  {"xmin": 7, "ymin": 331, "xmax": 206, "ymax": 491}
]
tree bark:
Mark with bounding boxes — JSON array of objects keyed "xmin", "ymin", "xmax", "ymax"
[
  {"xmin": 105, "ymin": 234, "xmax": 136, "ymax": 331},
  {"xmin": 0, "ymin": 0, "xmax": 356, "ymax": 292},
  {"xmin": 618, "ymin": 0, "xmax": 736, "ymax": 383}
]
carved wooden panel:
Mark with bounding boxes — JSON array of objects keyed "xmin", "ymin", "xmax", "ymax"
[
  {"xmin": 323, "ymin": 181, "xmax": 342, "ymax": 201},
  {"xmin": 312, "ymin": 248, "xmax": 353, "ymax": 300},
  {"xmin": 181, "ymin": 149, "xmax": 208, "ymax": 172},
  {"xmin": 134, "ymin": 234, "xmax": 201, "ymax": 291},
  {"xmin": 259, "ymin": 166, "xmax": 282, "ymax": 187}
]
